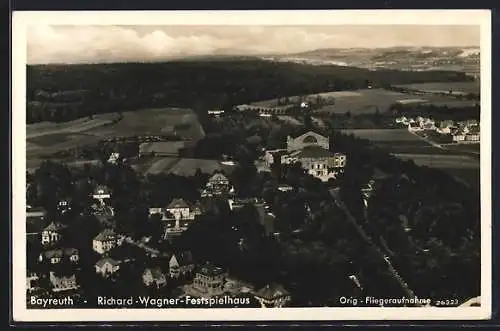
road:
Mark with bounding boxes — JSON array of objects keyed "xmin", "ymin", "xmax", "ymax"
[
  {"xmin": 330, "ymin": 188, "xmax": 420, "ymax": 305},
  {"xmin": 123, "ymin": 236, "xmax": 169, "ymax": 258}
]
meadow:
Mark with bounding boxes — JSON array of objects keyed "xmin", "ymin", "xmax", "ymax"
[
  {"xmin": 393, "ymin": 81, "xmax": 480, "ymax": 95},
  {"xmin": 249, "ymin": 88, "xmax": 473, "ymax": 115},
  {"xmin": 26, "ymin": 108, "xmax": 204, "ymax": 170}
]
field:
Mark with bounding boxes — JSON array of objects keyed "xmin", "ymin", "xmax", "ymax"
[
  {"xmin": 393, "ymin": 81, "xmax": 480, "ymax": 95},
  {"xmin": 341, "ymin": 128, "xmax": 480, "ymax": 189},
  {"xmin": 135, "ymin": 156, "xmax": 236, "ymax": 176},
  {"xmin": 250, "ymin": 88, "xmax": 473, "ymax": 115},
  {"xmin": 26, "ymin": 108, "xmax": 204, "ymax": 171}
]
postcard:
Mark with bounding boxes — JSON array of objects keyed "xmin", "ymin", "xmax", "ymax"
[{"xmin": 12, "ymin": 9, "xmax": 491, "ymax": 322}]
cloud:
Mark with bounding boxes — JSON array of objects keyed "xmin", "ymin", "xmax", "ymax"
[{"xmin": 27, "ymin": 25, "xmax": 480, "ymax": 64}]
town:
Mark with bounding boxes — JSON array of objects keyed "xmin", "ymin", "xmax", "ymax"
[{"xmin": 26, "ymin": 96, "xmax": 480, "ymax": 308}]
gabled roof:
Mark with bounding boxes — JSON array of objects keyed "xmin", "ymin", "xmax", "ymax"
[
  {"xmin": 167, "ymin": 198, "xmax": 190, "ymax": 209},
  {"xmin": 209, "ymin": 172, "xmax": 229, "ymax": 182},
  {"xmin": 93, "ymin": 185, "xmax": 111, "ymax": 195},
  {"xmin": 43, "ymin": 222, "xmax": 67, "ymax": 232},
  {"xmin": 294, "ymin": 146, "xmax": 333, "ymax": 159},
  {"xmin": 145, "ymin": 267, "xmax": 165, "ymax": 280},
  {"xmin": 288, "ymin": 129, "xmax": 327, "ymax": 140},
  {"xmin": 197, "ymin": 261, "xmax": 224, "ymax": 277},
  {"xmin": 254, "ymin": 283, "xmax": 290, "ymax": 300},
  {"xmin": 95, "ymin": 256, "xmax": 120, "ymax": 267},
  {"xmin": 93, "ymin": 228, "xmax": 116, "ymax": 242}
]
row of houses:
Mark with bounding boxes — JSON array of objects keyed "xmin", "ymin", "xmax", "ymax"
[{"xmin": 396, "ymin": 116, "xmax": 480, "ymax": 143}]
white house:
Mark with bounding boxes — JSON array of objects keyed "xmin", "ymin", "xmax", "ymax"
[
  {"xmin": 95, "ymin": 257, "xmax": 121, "ymax": 277},
  {"xmin": 107, "ymin": 152, "xmax": 121, "ymax": 164},
  {"xmin": 92, "ymin": 228, "xmax": 121, "ymax": 254},
  {"xmin": 93, "ymin": 185, "xmax": 111, "ymax": 201},
  {"xmin": 253, "ymin": 283, "xmax": 291, "ymax": 308},
  {"xmin": 41, "ymin": 222, "xmax": 67, "ymax": 246},
  {"xmin": 143, "ymin": 267, "xmax": 167, "ymax": 288},
  {"xmin": 49, "ymin": 271, "xmax": 78, "ymax": 292},
  {"xmin": 166, "ymin": 198, "xmax": 192, "ymax": 220}
]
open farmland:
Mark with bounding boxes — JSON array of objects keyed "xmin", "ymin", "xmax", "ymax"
[
  {"xmin": 251, "ymin": 88, "xmax": 472, "ymax": 115},
  {"xmin": 393, "ymin": 81, "xmax": 480, "ymax": 95},
  {"xmin": 26, "ymin": 107, "xmax": 205, "ymax": 170}
]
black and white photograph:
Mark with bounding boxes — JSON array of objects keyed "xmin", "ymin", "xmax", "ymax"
[{"xmin": 12, "ymin": 10, "xmax": 491, "ymax": 322}]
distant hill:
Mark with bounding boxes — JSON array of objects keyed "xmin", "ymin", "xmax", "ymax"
[
  {"xmin": 261, "ymin": 46, "xmax": 480, "ymax": 74},
  {"xmin": 27, "ymin": 58, "xmax": 473, "ymax": 123}
]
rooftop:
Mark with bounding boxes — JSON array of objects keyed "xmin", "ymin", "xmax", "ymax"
[
  {"xmin": 43, "ymin": 222, "xmax": 68, "ymax": 232},
  {"xmin": 95, "ymin": 256, "xmax": 120, "ymax": 267},
  {"xmin": 254, "ymin": 283, "xmax": 290, "ymax": 300},
  {"xmin": 197, "ymin": 262, "xmax": 224, "ymax": 277},
  {"xmin": 167, "ymin": 198, "xmax": 190, "ymax": 209},
  {"xmin": 294, "ymin": 145, "xmax": 333, "ymax": 159},
  {"xmin": 209, "ymin": 172, "xmax": 229, "ymax": 182},
  {"xmin": 94, "ymin": 228, "xmax": 116, "ymax": 241}
]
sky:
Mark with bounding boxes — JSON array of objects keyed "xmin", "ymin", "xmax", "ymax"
[{"xmin": 27, "ymin": 25, "xmax": 480, "ymax": 64}]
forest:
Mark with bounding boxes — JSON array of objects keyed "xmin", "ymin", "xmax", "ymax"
[{"xmin": 27, "ymin": 59, "xmax": 473, "ymax": 123}]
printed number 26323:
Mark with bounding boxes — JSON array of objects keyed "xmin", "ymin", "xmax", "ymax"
[{"xmin": 435, "ymin": 299, "xmax": 459, "ymax": 306}]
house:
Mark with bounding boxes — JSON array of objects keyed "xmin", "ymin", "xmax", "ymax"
[
  {"xmin": 284, "ymin": 146, "xmax": 346, "ymax": 182},
  {"xmin": 57, "ymin": 199, "xmax": 72, "ymax": 214},
  {"xmin": 465, "ymin": 134, "xmax": 480, "ymax": 142},
  {"xmin": 93, "ymin": 228, "xmax": 121, "ymax": 254},
  {"xmin": 207, "ymin": 110, "xmax": 225, "ymax": 117},
  {"xmin": 437, "ymin": 120, "xmax": 454, "ymax": 134},
  {"xmin": 191, "ymin": 262, "xmax": 226, "ymax": 296},
  {"xmin": 395, "ymin": 116, "xmax": 408, "ymax": 125},
  {"xmin": 142, "ymin": 267, "xmax": 167, "ymax": 289},
  {"xmin": 107, "ymin": 152, "xmax": 121, "ymax": 164},
  {"xmin": 139, "ymin": 141, "xmax": 186, "ymax": 157},
  {"xmin": 277, "ymin": 184, "xmax": 293, "ymax": 192},
  {"xmin": 253, "ymin": 283, "xmax": 291, "ymax": 308},
  {"xmin": 206, "ymin": 172, "xmax": 230, "ymax": 189},
  {"xmin": 286, "ymin": 130, "xmax": 330, "ymax": 152},
  {"xmin": 95, "ymin": 257, "xmax": 121, "ymax": 277},
  {"xmin": 26, "ymin": 272, "xmax": 40, "ymax": 293},
  {"xmin": 39, "ymin": 248, "xmax": 79, "ymax": 264},
  {"xmin": 166, "ymin": 198, "xmax": 193, "ymax": 221},
  {"xmin": 201, "ymin": 172, "xmax": 232, "ymax": 197},
  {"xmin": 169, "ymin": 251, "xmax": 195, "ymax": 278},
  {"xmin": 41, "ymin": 222, "xmax": 67, "ymax": 246},
  {"xmin": 49, "ymin": 271, "xmax": 78, "ymax": 292},
  {"xmin": 408, "ymin": 122, "xmax": 423, "ymax": 132},
  {"xmin": 92, "ymin": 185, "xmax": 111, "ymax": 201},
  {"xmin": 453, "ymin": 133, "xmax": 466, "ymax": 143}
]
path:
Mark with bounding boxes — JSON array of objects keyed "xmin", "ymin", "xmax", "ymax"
[{"xmin": 330, "ymin": 188, "xmax": 420, "ymax": 305}]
